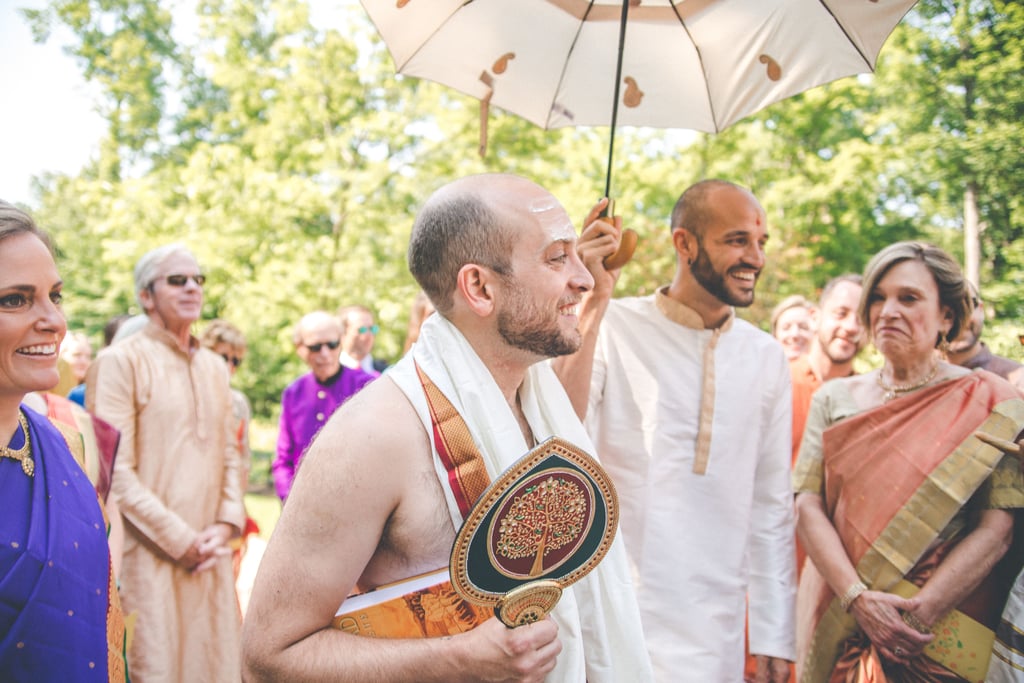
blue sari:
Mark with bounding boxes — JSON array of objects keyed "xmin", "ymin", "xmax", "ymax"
[{"xmin": 0, "ymin": 407, "xmax": 127, "ymax": 682}]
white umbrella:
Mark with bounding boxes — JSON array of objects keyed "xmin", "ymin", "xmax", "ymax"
[
  {"xmin": 364, "ymin": 0, "xmax": 915, "ymax": 130},
  {"xmin": 361, "ymin": 0, "xmax": 917, "ymax": 255}
]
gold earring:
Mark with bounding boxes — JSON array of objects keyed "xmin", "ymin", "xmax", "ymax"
[{"xmin": 938, "ymin": 335, "xmax": 950, "ymax": 359}]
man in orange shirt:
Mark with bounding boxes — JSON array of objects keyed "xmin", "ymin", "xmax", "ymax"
[{"xmin": 788, "ymin": 274, "xmax": 864, "ymax": 464}]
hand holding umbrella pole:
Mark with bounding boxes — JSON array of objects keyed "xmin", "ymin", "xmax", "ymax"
[
  {"xmin": 361, "ymin": 0, "xmax": 918, "ymax": 269},
  {"xmin": 596, "ymin": 202, "xmax": 638, "ymax": 270}
]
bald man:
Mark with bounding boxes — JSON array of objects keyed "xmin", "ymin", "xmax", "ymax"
[
  {"xmin": 242, "ymin": 174, "xmax": 652, "ymax": 683},
  {"xmin": 555, "ymin": 179, "xmax": 796, "ymax": 683}
]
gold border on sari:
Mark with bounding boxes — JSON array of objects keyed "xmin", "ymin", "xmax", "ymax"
[{"xmin": 802, "ymin": 396, "xmax": 1024, "ymax": 682}]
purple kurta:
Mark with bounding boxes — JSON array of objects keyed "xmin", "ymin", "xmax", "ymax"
[{"xmin": 273, "ymin": 368, "xmax": 375, "ymax": 499}]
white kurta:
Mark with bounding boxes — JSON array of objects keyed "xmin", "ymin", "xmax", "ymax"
[{"xmin": 586, "ymin": 290, "xmax": 797, "ymax": 682}]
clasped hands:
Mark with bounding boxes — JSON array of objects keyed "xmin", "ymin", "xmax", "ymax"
[
  {"xmin": 178, "ymin": 522, "xmax": 235, "ymax": 573},
  {"xmin": 751, "ymin": 655, "xmax": 791, "ymax": 683},
  {"xmin": 850, "ymin": 589, "xmax": 934, "ymax": 665}
]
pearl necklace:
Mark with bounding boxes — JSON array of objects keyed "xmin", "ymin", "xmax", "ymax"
[
  {"xmin": 877, "ymin": 362, "xmax": 939, "ymax": 403},
  {"xmin": 0, "ymin": 412, "xmax": 34, "ymax": 477}
]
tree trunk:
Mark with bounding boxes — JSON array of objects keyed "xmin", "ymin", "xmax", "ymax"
[
  {"xmin": 963, "ymin": 181, "xmax": 981, "ymax": 289},
  {"xmin": 530, "ymin": 527, "xmax": 549, "ymax": 577}
]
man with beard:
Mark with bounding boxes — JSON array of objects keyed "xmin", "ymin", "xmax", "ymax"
[
  {"xmin": 242, "ymin": 174, "xmax": 653, "ymax": 683},
  {"xmin": 554, "ymin": 179, "xmax": 796, "ymax": 683},
  {"xmin": 788, "ymin": 274, "xmax": 864, "ymax": 464},
  {"xmin": 947, "ymin": 283, "xmax": 1024, "ymax": 392}
]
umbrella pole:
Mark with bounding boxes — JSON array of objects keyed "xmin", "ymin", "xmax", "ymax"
[{"xmin": 602, "ymin": 0, "xmax": 631, "ymax": 215}]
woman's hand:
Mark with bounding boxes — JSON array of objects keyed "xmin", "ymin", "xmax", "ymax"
[{"xmin": 850, "ymin": 591, "xmax": 933, "ymax": 664}]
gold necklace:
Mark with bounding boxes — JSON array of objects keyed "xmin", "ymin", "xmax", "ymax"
[
  {"xmin": 877, "ymin": 362, "xmax": 939, "ymax": 402},
  {"xmin": 1, "ymin": 412, "xmax": 34, "ymax": 477}
]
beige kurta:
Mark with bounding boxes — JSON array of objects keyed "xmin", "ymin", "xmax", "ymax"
[{"xmin": 87, "ymin": 323, "xmax": 245, "ymax": 683}]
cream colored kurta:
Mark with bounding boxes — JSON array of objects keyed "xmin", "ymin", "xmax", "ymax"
[
  {"xmin": 87, "ymin": 323, "xmax": 245, "ymax": 683},
  {"xmin": 586, "ymin": 290, "xmax": 797, "ymax": 682}
]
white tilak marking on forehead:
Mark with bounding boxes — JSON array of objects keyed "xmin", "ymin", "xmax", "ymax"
[{"xmin": 528, "ymin": 196, "xmax": 575, "ymax": 241}]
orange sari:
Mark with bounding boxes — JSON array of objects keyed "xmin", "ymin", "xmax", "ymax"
[{"xmin": 794, "ymin": 373, "xmax": 1024, "ymax": 683}]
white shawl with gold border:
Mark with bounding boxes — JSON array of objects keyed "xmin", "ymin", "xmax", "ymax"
[{"xmin": 387, "ymin": 314, "xmax": 652, "ymax": 683}]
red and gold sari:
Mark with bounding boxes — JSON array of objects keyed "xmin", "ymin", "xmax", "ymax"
[{"xmin": 794, "ymin": 372, "xmax": 1024, "ymax": 683}]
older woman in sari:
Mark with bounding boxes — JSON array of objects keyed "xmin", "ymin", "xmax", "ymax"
[
  {"xmin": 0, "ymin": 201, "xmax": 127, "ymax": 681},
  {"xmin": 793, "ymin": 241, "xmax": 1024, "ymax": 683}
]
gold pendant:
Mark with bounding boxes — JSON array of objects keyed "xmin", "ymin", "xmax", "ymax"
[{"xmin": 2, "ymin": 412, "xmax": 34, "ymax": 478}]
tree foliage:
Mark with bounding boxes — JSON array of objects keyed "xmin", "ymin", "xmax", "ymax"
[
  {"xmin": 17, "ymin": 0, "xmax": 1024, "ymax": 417},
  {"xmin": 870, "ymin": 0, "xmax": 1024, "ymax": 315}
]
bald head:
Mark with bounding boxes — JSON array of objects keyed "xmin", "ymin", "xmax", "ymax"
[
  {"xmin": 292, "ymin": 311, "xmax": 340, "ymax": 346},
  {"xmin": 292, "ymin": 311, "xmax": 343, "ymax": 381},
  {"xmin": 670, "ymin": 179, "xmax": 756, "ymax": 238},
  {"xmin": 408, "ymin": 174, "xmax": 555, "ymax": 315}
]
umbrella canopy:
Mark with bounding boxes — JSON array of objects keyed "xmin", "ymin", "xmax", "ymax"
[{"xmin": 360, "ymin": 0, "xmax": 918, "ymax": 134}]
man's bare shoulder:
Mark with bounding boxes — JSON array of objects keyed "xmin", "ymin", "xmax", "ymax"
[
  {"xmin": 260, "ymin": 376, "xmax": 433, "ymax": 590},
  {"xmin": 1007, "ymin": 366, "xmax": 1024, "ymax": 395},
  {"xmin": 282, "ymin": 374, "xmax": 453, "ymax": 591},
  {"xmin": 285, "ymin": 376, "xmax": 439, "ymax": 537}
]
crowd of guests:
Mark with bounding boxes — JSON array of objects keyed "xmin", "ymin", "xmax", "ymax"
[{"xmin": 2, "ymin": 173, "xmax": 1023, "ymax": 683}]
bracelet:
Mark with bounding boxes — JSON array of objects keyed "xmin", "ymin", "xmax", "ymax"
[
  {"xmin": 839, "ymin": 580, "xmax": 868, "ymax": 612},
  {"xmin": 902, "ymin": 611, "xmax": 931, "ymax": 634}
]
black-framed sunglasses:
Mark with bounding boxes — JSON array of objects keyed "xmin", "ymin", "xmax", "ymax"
[
  {"xmin": 164, "ymin": 274, "xmax": 206, "ymax": 287},
  {"xmin": 220, "ymin": 354, "xmax": 243, "ymax": 368},
  {"xmin": 357, "ymin": 325, "xmax": 380, "ymax": 335},
  {"xmin": 305, "ymin": 340, "xmax": 341, "ymax": 353}
]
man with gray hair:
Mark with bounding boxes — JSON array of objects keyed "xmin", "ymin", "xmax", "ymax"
[
  {"xmin": 87, "ymin": 243, "xmax": 246, "ymax": 682},
  {"xmin": 273, "ymin": 310, "xmax": 375, "ymax": 501}
]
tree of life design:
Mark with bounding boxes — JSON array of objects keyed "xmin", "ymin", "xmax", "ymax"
[{"xmin": 495, "ymin": 475, "xmax": 586, "ymax": 577}]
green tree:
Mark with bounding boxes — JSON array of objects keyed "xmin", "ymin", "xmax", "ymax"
[
  {"xmin": 873, "ymin": 0, "xmax": 1024, "ymax": 315},
  {"xmin": 20, "ymin": 0, "xmax": 1024, "ymax": 415},
  {"xmin": 23, "ymin": 0, "xmax": 179, "ymax": 180}
]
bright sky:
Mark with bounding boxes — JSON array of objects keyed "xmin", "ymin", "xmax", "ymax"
[
  {"xmin": 0, "ymin": 0, "xmax": 363, "ymax": 208},
  {"xmin": 1, "ymin": 0, "xmax": 107, "ymax": 207}
]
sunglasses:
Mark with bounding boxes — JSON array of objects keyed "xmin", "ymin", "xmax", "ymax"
[
  {"xmin": 305, "ymin": 340, "xmax": 341, "ymax": 353},
  {"xmin": 357, "ymin": 325, "xmax": 380, "ymax": 335},
  {"xmin": 220, "ymin": 354, "xmax": 243, "ymax": 368},
  {"xmin": 163, "ymin": 274, "xmax": 206, "ymax": 287}
]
